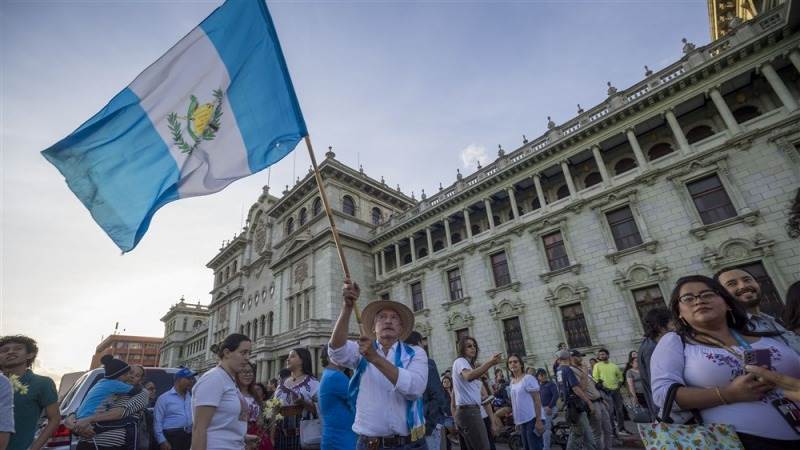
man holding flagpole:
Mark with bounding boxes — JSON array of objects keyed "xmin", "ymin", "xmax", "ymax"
[{"xmin": 329, "ymin": 279, "xmax": 428, "ymax": 450}]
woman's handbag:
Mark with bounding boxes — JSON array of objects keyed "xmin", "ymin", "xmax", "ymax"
[
  {"xmin": 299, "ymin": 417, "xmax": 321, "ymax": 449},
  {"xmin": 625, "ymin": 401, "xmax": 651, "ymax": 423},
  {"xmin": 636, "ymin": 383, "xmax": 744, "ymax": 450}
]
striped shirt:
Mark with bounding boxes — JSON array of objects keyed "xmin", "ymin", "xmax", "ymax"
[{"xmin": 78, "ymin": 389, "xmax": 149, "ymax": 448}]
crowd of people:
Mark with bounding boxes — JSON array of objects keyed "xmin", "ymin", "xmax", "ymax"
[{"xmin": 1, "ymin": 267, "xmax": 800, "ymax": 450}]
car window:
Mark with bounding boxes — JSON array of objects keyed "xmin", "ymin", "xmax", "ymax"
[{"xmin": 143, "ymin": 369, "xmax": 176, "ymax": 399}]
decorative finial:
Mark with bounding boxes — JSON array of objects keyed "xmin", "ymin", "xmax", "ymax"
[
  {"xmin": 497, "ymin": 144, "xmax": 505, "ymax": 157},
  {"xmin": 607, "ymin": 81, "xmax": 618, "ymax": 96},
  {"xmin": 359, "ymin": 164, "xmax": 364, "ymax": 174},
  {"xmin": 681, "ymin": 38, "xmax": 696, "ymax": 54},
  {"xmin": 396, "ymin": 184, "xmax": 401, "ymax": 192},
  {"xmin": 522, "ymin": 134, "xmax": 528, "ymax": 144},
  {"xmin": 421, "ymin": 189, "xmax": 427, "ymax": 200},
  {"xmin": 381, "ymin": 176, "xmax": 386, "ymax": 184},
  {"xmin": 308, "ymin": 165, "xmax": 313, "ymax": 174},
  {"xmin": 456, "ymin": 168, "xmax": 463, "ymax": 181},
  {"xmin": 547, "ymin": 116, "xmax": 556, "ymax": 130},
  {"xmin": 577, "ymin": 104, "xmax": 584, "ymax": 114},
  {"xmin": 411, "ymin": 191, "xmax": 416, "ymax": 200},
  {"xmin": 476, "ymin": 161, "xmax": 482, "ymax": 170},
  {"xmin": 262, "ymin": 185, "xmax": 270, "ymax": 194},
  {"xmin": 325, "ymin": 146, "xmax": 336, "ymax": 159},
  {"xmin": 296, "ymin": 176, "xmax": 300, "ymax": 184},
  {"xmin": 439, "ymin": 182, "xmax": 443, "ymax": 191},
  {"xmin": 180, "ymin": 295, "xmax": 185, "ymax": 303},
  {"xmin": 283, "ymin": 184, "xmax": 289, "ymax": 194},
  {"xmin": 644, "ymin": 65, "xmax": 653, "ymax": 76}
]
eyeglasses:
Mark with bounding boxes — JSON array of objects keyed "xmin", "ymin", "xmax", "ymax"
[{"xmin": 678, "ymin": 291, "xmax": 719, "ymax": 304}]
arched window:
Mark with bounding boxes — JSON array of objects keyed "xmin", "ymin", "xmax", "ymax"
[
  {"xmin": 686, "ymin": 125, "xmax": 714, "ymax": 144},
  {"xmin": 493, "ymin": 215, "xmax": 502, "ymax": 226},
  {"xmin": 471, "ymin": 224, "xmax": 481, "ymax": 235},
  {"xmin": 584, "ymin": 172, "xmax": 602, "ymax": 188},
  {"xmin": 418, "ymin": 248, "xmax": 428, "ymax": 258},
  {"xmin": 232, "ymin": 261, "xmax": 237, "ymax": 273},
  {"xmin": 268, "ymin": 312, "xmax": 274, "ymax": 336},
  {"xmin": 193, "ymin": 320, "xmax": 202, "ymax": 329},
  {"xmin": 403, "ymin": 254, "xmax": 412, "ymax": 264},
  {"xmin": 532, "ymin": 197, "xmax": 541, "ymax": 210},
  {"xmin": 371, "ymin": 207, "xmax": 382, "ymax": 225},
  {"xmin": 312, "ymin": 197, "xmax": 322, "ymax": 216},
  {"xmin": 239, "ymin": 325, "xmax": 244, "ymax": 334},
  {"xmin": 245, "ymin": 322, "xmax": 251, "ymax": 337},
  {"xmin": 298, "ymin": 208, "xmax": 307, "ymax": 226},
  {"xmin": 556, "ymin": 185, "xmax": 570, "ymax": 200},
  {"xmin": 259, "ymin": 315, "xmax": 266, "ymax": 336},
  {"xmin": 433, "ymin": 240, "xmax": 444, "ymax": 252},
  {"xmin": 648, "ymin": 143, "xmax": 675, "ymax": 161},
  {"xmin": 614, "ymin": 158, "xmax": 637, "ymax": 175},
  {"xmin": 733, "ymin": 105, "xmax": 761, "ymax": 123},
  {"xmin": 286, "ymin": 217, "xmax": 294, "ymax": 234},
  {"xmin": 451, "ymin": 233, "xmax": 462, "ymax": 244},
  {"xmin": 342, "ymin": 196, "xmax": 355, "ymax": 216}
]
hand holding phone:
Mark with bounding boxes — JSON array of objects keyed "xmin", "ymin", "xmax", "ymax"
[{"xmin": 744, "ymin": 348, "xmax": 772, "ymax": 370}]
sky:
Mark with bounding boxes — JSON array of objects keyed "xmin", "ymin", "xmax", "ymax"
[{"xmin": 1, "ymin": 0, "xmax": 710, "ymax": 385}]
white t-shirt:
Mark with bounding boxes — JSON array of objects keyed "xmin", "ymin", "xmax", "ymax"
[
  {"xmin": 509, "ymin": 375, "xmax": 544, "ymax": 425},
  {"xmin": 192, "ymin": 366, "xmax": 247, "ymax": 450},
  {"xmin": 452, "ymin": 357, "xmax": 482, "ymax": 406}
]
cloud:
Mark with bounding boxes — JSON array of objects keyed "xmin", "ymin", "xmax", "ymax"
[{"xmin": 459, "ymin": 144, "xmax": 489, "ymax": 170}]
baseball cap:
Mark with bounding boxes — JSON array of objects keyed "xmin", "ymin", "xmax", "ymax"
[
  {"xmin": 175, "ymin": 368, "xmax": 197, "ymax": 380},
  {"xmin": 570, "ymin": 349, "xmax": 585, "ymax": 357}
]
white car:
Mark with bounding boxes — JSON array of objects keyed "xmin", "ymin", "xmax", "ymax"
[{"xmin": 42, "ymin": 367, "xmax": 184, "ymax": 450}]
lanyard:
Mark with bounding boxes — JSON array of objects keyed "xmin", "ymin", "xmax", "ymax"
[{"xmin": 693, "ymin": 330, "xmax": 751, "ymax": 361}]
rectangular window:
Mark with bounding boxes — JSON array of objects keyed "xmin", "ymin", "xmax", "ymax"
[
  {"xmin": 490, "ymin": 251, "xmax": 512, "ymax": 287},
  {"xmin": 543, "ymin": 231, "xmax": 570, "ymax": 271},
  {"xmin": 502, "ymin": 317, "xmax": 526, "ymax": 356},
  {"xmin": 606, "ymin": 206, "xmax": 643, "ymax": 250},
  {"xmin": 560, "ymin": 303, "xmax": 592, "ymax": 348},
  {"xmin": 304, "ymin": 293, "xmax": 311, "ymax": 321},
  {"xmin": 288, "ymin": 301, "xmax": 295, "ymax": 329},
  {"xmin": 455, "ymin": 328, "xmax": 470, "ymax": 349},
  {"xmin": 128, "ymin": 343, "xmax": 142, "ymax": 350},
  {"xmin": 687, "ymin": 174, "xmax": 737, "ymax": 225},
  {"xmin": 447, "ymin": 268, "xmax": 463, "ymax": 301},
  {"xmin": 410, "ymin": 282, "xmax": 424, "ymax": 312},
  {"xmin": 632, "ymin": 285, "xmax": 666, "ymax": 327}
]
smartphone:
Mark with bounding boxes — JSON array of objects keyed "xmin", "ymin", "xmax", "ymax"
[{"xmin": 744, "ymin": 348, "xmax": 772, "ymax": 369}]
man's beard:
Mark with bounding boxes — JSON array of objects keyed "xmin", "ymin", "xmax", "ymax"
[{"xmin": 735, "ymin": 286, "xmax": 761, "ymax": 309}]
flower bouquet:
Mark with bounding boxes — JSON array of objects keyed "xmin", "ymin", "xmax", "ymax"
[{"xmin": 261, "ymin": 397, "xmax": 284, "ymax": 428}]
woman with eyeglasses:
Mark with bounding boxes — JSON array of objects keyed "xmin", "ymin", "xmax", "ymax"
[{"xmin": 651, "ymin": 275, "xmax": 800, "ymax": 450}]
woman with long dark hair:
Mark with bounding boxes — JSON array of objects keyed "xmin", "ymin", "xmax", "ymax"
[
  {"xmin": 782, "ymin": 281, "xmax": 800, "ymax": 334},
  {"xmin": 651, "ymin": 275, "xmax": 800, "ymax": 450},
  {"xmin": 191, "ymin": 333, "xmax": 252, "ymax": 450},
  {"xmin": 274, "ymin": 348, "xmax": 319, "ymax": 450},
  {"xmin": 451, "ymin": 336, "xmax": 502, "ymax": 450},
  {"xmin": 506, "ymin": 354, "xmax": 544, "ymax": 450}
]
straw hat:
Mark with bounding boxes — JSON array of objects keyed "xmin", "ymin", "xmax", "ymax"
[{"xmin": 360, "ymin": 300, "xmax": 415, "ymax": 341}]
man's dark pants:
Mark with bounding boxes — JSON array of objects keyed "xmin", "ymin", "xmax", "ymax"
[{"xmin": 163, "ymin": 429, "xmax": 192, "ymax": 450}]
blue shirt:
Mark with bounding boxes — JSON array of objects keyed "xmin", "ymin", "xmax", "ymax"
[
  {"xmin": 153, "ymin": 387, "xmax": 193, "ymax": 444},
  {"xmin": 318, "ymin": 368, "xmax": 356, "ymax": 450},
  {"xmin": 556, "ymin": 365, "xmax": 579, "ymax": 401},
  {"xmin": 77, "ymin": 378, "xmax": 135, "ymax": 418},
  {"xmin": 539, "ymin": 380, "xmax": 559, "ymax": 409}
]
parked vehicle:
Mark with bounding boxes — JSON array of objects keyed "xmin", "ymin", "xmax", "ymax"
[{"xmin": 41, "ymin": 367, "xmax": 182, "ymax": 450}]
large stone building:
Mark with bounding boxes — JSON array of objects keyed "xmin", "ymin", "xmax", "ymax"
[
  {"xmin": 159, "ymin": 298, "xmax": 210, "ymax": 369},
  {"xmin": 90, "ymin": 334, "xmax": 163, "ymax": 369},
  {"xmin": 161, "ymin": 3, "xmax": 800, "ymax": 379}
]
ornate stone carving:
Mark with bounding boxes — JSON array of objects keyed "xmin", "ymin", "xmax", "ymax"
[
  {"xmin": 253, "ymin": 217, "xmax": 268, "ymax": 252},
  {"xmin": 445, "ymin": 311, "xmax": 475, "ymax": 331},
  {"xmin": 489, "ymin": 298, "xmax": 525, "ymax": 318},
  {"xmin": 293, "ymin": 261, "xmax": 308, "ymax": 286},
  {"xmin": 544, "ymin": 282, "xmax": 588, "ymax": 306},
  {"xmin": 613, "ymin": 261, "xmax": 670, "ymax": 289},
  {"xmin": 701, "ymin": 234, "xmax": 776, "ymax": 269}
]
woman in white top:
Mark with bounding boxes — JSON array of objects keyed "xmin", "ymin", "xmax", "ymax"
[
  {"xmin": 451, "ymin": 336, "xmax": 502, "ymax": 450},
  {"xmin": 192, "ymin": 333, "xmax": 252, "ymax": 450},
  {"xmin": 274, "ymin": 348, "xmax": 319, "ymax": 449},
  {"xmin": 651, "ymin": 275, "xmax": 800, "ymax": 450},
  {"xmin": 506, "ymin": 354, "xmax": 544, "ymax": 450}
]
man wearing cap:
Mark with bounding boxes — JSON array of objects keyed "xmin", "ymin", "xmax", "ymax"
[
  {"xmin": 570, "ymin": 350, "xmax": 612, "ymax": 450},
  {"xmin": 154, "ymin": 368, "xmax": 196, "ymax": 450},
  {"xmin": 329, "ymin": 279, "xmax": 428, "ymax": 449},
  {"xmin": 555, "ymin": 350, "xmax": 596, "ymax": 450}
]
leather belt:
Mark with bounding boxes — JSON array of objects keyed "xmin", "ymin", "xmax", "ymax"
[{"xmin": 358, "ymin": 434, "xmax": 413, "ymax": 448}]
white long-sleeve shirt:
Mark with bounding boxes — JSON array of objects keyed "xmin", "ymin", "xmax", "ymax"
[{"xmin": 328, "ymin": 340, "xmax": 428, "ymax": 437}]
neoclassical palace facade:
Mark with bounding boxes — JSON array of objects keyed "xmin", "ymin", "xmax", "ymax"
[{"xmin": 160, "ymin": 4, "xmax": 800, "ymax": 380}]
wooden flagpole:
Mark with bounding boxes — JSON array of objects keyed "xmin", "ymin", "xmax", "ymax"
[{"xmin": 305, "ymin": 135, "xmax": 363, "ymax": 326}]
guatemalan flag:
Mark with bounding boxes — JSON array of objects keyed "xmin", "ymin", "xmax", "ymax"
[{"xmin": 42, "ymin": 0, "xmax": 306, "ymax": 252}]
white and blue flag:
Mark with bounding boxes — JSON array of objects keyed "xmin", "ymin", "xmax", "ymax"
[{"xmin": 42, "ymin": 0, "xmax": 307, "ymax": 252}]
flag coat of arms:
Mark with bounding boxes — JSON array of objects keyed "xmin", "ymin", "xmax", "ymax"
[{"xmin": 42, "ymin": 0, "xmax": 307, "ymax": 252}]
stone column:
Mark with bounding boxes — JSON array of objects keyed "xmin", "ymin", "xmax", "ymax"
[
  {"xmin": 409, "ymin": 236, "xmax": 416, "ymax": 263},
  {"xmin": 591, "ymin": 146, "xmax": 611, "ymax": 184},
  {"xmin": 789, "ymin": 50, "xmax": 800, "ymax": 75},
  {"xmin": 709, "ymin": 87, "xmax": 741, "ymax": 134},
  {"xmin": 484, "ymin": 198, "xmax": 495, "ymax": 229},
  {"xmin": 664, "ymin": 109, "xmax": 691, "ymax": 154},
  {"xmin": 444, "ymin": 218, "xmax": 452, "ymax": 246},
  {"xmin": 761, "ymin": 62, "xmax": 799, "ymax": 111},
  {"xmin": 625, "ymin": 128, "xmax": 649, "ymax": 169},
  {"xmin": 394, "ymin": 242, "xmax": 401, "ymax": 268},
  {"xmin": 463, "ymin": 209, "xmax": 473, "ymax": 238},
  {"xmin": 373, "ymin": 253, "xmax": 380, "ymax": 277},
  {"xmin": 533, "ymin": 174, "xmax": 547, "ymax": 209},
  {"xmin": 380, "ymin": 249, "xmax": 386, "ymax": 274},
  {"xmin": 426, "ymin": 227, "xmax": 433, "ymax": 253},
  {"xmin": 560, "ymin": 160, "xmax": 577, "ymax": 197},
  {"xmin": 507, "ymin": 187, "xmax": 520, "ymax": 219}
]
